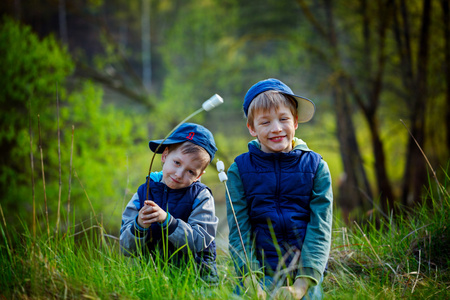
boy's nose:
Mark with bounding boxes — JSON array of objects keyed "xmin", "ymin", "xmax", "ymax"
[
  {"xmin": 271, "ymin": 121, "xmax": 282, "ymax": 132},
  {"xmin": 174, "ymin": 169, "xmax": 183, "ymax": 178}
]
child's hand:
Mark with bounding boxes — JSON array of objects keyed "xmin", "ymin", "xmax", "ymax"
[
  {"xmin": 274, "ymin": 277, "xmax": 310, "ymax": 299},
  {"xmin": 137, "ymin": 200, "xmax": 168, "ymax": 228},
  {"xmin": 244, "ymin": 274, "xmax": 266, "ymax": 299}
]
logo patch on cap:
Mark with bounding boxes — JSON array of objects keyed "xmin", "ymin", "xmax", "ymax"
[{"xmin": 186, "ymin": 132, "xmax": 195, "ymax": 140}]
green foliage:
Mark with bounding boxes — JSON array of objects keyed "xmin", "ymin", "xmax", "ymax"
[
  {"xmin": 58, "ymin": 81, "xmax": 148, "ymax": 228},
  {"xmin": 0, "ymin": 16, "xmax": 73, "ymax": 201},
  {"xmin": 0, "ymin": 17, "xmax": 151, "ymax": 230}
]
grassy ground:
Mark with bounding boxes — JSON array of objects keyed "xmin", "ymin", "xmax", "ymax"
[{"xmin": 1, "ymin": 181, "xmax": 449, "ymax": 299}]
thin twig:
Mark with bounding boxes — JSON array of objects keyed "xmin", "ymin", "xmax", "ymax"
[
  {"xmin": 122, "ymin": 155, "xmax": 129, "ymax": 212},
  {"xmin": 271, "ymin": 248, "xmax": 301, "ymax": 295},
  {"xmin": 74, "ymin": 170, "xmax": 100, "ymax": 227},
  {"xmin": 146, "ymin": 108, "xmax": 204, "ymax": 200},
  {"xmin": 223, "ymin": 181, "xmax": 250, "ymax": 266},
  {"xmin": 400, "ymin": 223, "xmax": 430, "ymax": 243},
  {"xmin": 38, "ymin": 115, "xmax": 50, "ymax": 236},
  {"xmin": 29, "ymin": 98, "xmax": 36, "ymax": 239},
  {"xmin": 400, "ymin": 119, "xmax": 450, "ymax": 199},
  {"xmin": 67, "ymin": 125, "xmax": 74, "ymax": 230},
  {"xmin": 67, "ymin": 225, "xmax": 103, "ymax": 237},
  {"xmin": 56, "ymin": 83, "xmax": 62, "ymax": 233},
  {"xmin": 412, "ymin": 249, "xmax": 421, "ymax": 294},
  {"xmin": 223, "ymin": 180, "xmax": 262, "ymax": 294},
  {"xmin": 353, "ymin": 221, "xmax": 383, "ymax": 265},
  {"xmin": 0, "ymin": 204, "xmax": 13, "ymax": 253}
]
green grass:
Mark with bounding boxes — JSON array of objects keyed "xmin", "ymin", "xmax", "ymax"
[
  {"xmin": 1, "ymin": 180, "xmax": 449, "ymax": 299},
  {"xmin": 0, "ymin": 216, "xmax": 238, "ymax": 299},
  {"xmin": 324, "ymin": 182, "xmax": 450, "ymax": 299}
]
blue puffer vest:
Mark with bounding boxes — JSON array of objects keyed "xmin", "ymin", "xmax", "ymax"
[
  {"xmin": 137, "ymin": 179, "xmax": 216, "ymax": 263},
  {"xmin": 235, "ymin": 143, "xmax": 321, "ymax": 275}
]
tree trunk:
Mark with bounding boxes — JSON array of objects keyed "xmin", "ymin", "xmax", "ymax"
[
  {"xmin": 324, "ymin": 0, "xmax": 373, "ymax": 220},
  {"xmin": 367, "ymin": 113, "xmax": 394, "ymax": 213},
  {"xmin": 58, "ymin": 0, "xmax": 68, "ymax": 45},
  {"xmin": 441, "ymin": 0, "xmax": 450, "ymax": 154},
  {"xmin": 396, "ymin": 0, "xmax": 431, "ymax": 206},
  {"xmin": 334, "ymin": 81, "xmax": 373, "ymax": 219},
  {"xmin": 141, "ymin": 0, "xmax": 151, "ymax": 92},
  {"xmin": 359, "ymin": 0, "xmax": 395, "ymax": 215}
]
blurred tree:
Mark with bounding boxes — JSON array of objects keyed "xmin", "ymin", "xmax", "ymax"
[
  {"xmin": 392, "ymin": 0, "xmax": 432, "ymax": 207},
  {"xmin": 441, "ymin": 0, "xmax": 450, "ymax": 161},
  {"xmin": 0, "ymin": 17, "xmax": 149, "ymax": 230},
  {"xmin": 2, "ymin": 0, "xmax": 449, "ymax": 225},
  {"xmin": 0, "ymin": 16, "xmax": 73, "ymax": 205},
  {"xmin": 340, "ymin": 0, "xmax": 395, "ymax": 215},
  {"xmin": 297, "ymin": 0, "xmax": 373, "ymax": 218}
]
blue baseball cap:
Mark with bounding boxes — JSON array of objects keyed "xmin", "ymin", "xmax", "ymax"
[
  {"xmin": 243, "ymin": 78, "xmax": 316, "ymax": 123},
  {"xmin": 149, "ymin": 123, "xmax": 217, "ymax": 161}
]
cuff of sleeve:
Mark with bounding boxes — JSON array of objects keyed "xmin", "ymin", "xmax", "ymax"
[
  {"xmin": 166, "ymin": 215, "xmax": 178, "ymax": 235},
  {"xmin": 161, "ymin": 212, "xmax": 171, "ymax": 227},
  {"xmin": 133, "ymin": 215, "xmax": 149, "ymax": 236},
  {"xmin": 295, "ymin": 267, "xmax": 321, "ymax": 286}
]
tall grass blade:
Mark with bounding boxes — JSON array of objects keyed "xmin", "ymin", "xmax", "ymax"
[
  {"xmin": 67, "ymin": 125, "xmax": 74, "ymax": 229},
  {"xmin": 29, "ymin": 98, "xmax": 36, "ymax": 239},
  {"xmin": 38, "ymin": 114, "xmax": 50, "ymax": 236},
  {"xmin": 74, "ymin": 171, "xmax": 100, "ymax": 227},
  {"xmin": 400, "ymin": 119, "xmax": 450, "ymax": 200},
  {"xmin": 56, "ymin": 83, "xmax": 62, "ymax": 234},
  {"xmin": 0, "ymin": 204, "xmax": 13, "ymax": 257}
]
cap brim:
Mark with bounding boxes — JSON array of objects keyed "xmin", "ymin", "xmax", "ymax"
[
  {"xmin": 149, "ymin": 138, "xmax": 185, "ymax": 153},
  {"xmin": 292, "ymin": 95, "xmax": 316, "ymax": 123}
]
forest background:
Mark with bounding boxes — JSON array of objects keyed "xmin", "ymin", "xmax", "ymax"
[{"xmin": 1, "ymin": 0, "xmax": 449, "ymax": 245}]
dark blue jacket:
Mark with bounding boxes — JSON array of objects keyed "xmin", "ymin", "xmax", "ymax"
[
  {"xmin": 135, "ymin": 178, "xmax": 217, "ymax": 265},
  {"xmin": 235, "ymin": 143, "xmax": 321, "ymax": 274}
]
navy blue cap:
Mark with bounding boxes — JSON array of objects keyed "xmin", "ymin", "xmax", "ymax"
[
  {"xmin": 243, "ymin": 78, "xmax": 316, "ymax": 123},
  {"xmin": 149, "ymin": 123, "xmax": 217, "ymax": 161}
]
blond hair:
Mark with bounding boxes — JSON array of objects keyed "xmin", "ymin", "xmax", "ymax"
[
  {"xmin": 167, "ymin": 141, "xmax": 211, "ymax": 170},
  {"xmin": 247, "ymin": 91, "xmax": 297, "ymax": 128}
]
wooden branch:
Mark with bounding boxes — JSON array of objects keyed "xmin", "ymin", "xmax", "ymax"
[
  {"xmin": 75, "ymin": 61, "xmax": 153, "ymax": 108},
  {"xmin": 296, "ymin": 0, "xmax": 328, "ymax": 38}
]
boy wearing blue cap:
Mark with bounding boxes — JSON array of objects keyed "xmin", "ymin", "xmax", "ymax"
[
  {"xmin": 120, "ymin": 123, "xmax": 219, "ymax": 284},
  {"xmin": 226, "ymin": 79, "xmax": 333, "ymax": 299}
]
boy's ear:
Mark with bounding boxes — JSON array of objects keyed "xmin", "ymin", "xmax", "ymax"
[
  {"xmin": 247, "ymin": 122, "xmax": 257, "ymax": 137},
  {"xmin": 294, "ymin": 116, "xmax": 299, "ymax": 130},
  {"xmin": 161, "ymin": 147, "xmax": 169, "ymax": 163}
]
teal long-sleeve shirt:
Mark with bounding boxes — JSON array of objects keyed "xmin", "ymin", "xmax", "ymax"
[{"xmin": 225, "ymin": 138, "xmax": 333, "ymax": 285}]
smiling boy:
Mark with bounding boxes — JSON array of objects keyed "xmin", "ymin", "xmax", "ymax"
[
  {"xmin": 226, "ymin": 79, "xmax": 333, "ymax": 299},
  {"xmin": 120, "ymin": 123, "xmax": 219, "ymax": 284}
]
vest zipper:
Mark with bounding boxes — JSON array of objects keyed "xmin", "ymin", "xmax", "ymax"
[
  {"xmin": 275, "ymin": 157, "xmax": 289, "ymax": 243},
  {"xmin": 163, "ymin": 185, "xmax": 169, "ymax": 211}
]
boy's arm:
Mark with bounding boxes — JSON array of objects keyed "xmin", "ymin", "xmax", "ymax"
[
  {"xmin": 119, "ymin": 193, "xmax": 149, "ymax": 256},
  {"xmin": 226, "ymin": 162, "xmax": 262, "ymax": 277},
  {"xmin": 296, "ymin": 159, "xmax": 333, "ymax": 285},
  {"xmin": 165, "ymin": 188, "xmax": 218, "ymax": 253}
]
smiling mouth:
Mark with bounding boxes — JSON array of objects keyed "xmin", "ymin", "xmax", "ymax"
[
  {"xmin": 269, "ymin": 136, "xmax": 285, "ymax": 142},
  {"xmin": 170, "ymin": 177, "xmax": 180, "ymax": 184}
]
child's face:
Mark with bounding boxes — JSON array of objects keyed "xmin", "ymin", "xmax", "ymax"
[
  {"xmin": 247, "ymin": 104, "xmax": 298, "ymax": 153},
  {"xmin": 161, "ymin": 147, "xmax": 205, "ymax": 189}
]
